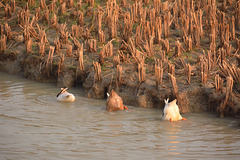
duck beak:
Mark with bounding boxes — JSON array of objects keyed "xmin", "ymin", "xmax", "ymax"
[{"xmin": 182, "ymin": 117, "xmax": 187, "ymax": 120}]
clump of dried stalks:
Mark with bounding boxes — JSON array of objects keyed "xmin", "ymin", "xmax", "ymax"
[
  {"xmin": 71, "ymin": 25, "xmax": 82, "ymax": 38},
  {"xmin": 102, "ymin": 40, "xmax": 114, "ymax": 57},
  {"xmin": 168, "ymin": 63, "xmax": 175, "ymax": 77},
  {"xmin": 23, "ymin": 26, "xmax": 30, "ymax": 43},
  {"xmin": 0, "ymin": 25, "xmax": 3, "ymax": 36},
  {"xmin": 18, "ymin": 8, "xmax": 30, "ymax": 26},
  {"xmin": 174, "ymin": 40, "xmax": 185, "ymax": 57},
  {"xmin": 113, "ymin": 54, "xmax": 120, "ymax": 67},
  {"xmin": 86, "ymin": 0, "xmax": 94, "ymax": 6},
  {"xmin": 59, "ymin": 2, "xmax": 66, "ymax": 15},
  {"xmin": 28, "ymin": 0, "xmax": 35, "ymax": 6},
  {"xmin": 0, "ymin": 35, "xmax": 7, "ymax": 53},
  {"xmin": 168, "ymin": 73, "xmax": 178, "ymax": 97},
  {"xmin": 26, "ymin": 38, "xmax": 32, "ymax": 54},
  {"xmin": 38, "ymin": 25, "xmax": 48, "ymax": 44},
  {"xmin": 71, "ymin": 36, "xmax": 82, "ymax": 50},
  {"xmin": 96, "ymin": 5, "xmax": 103, "ymax": 34},
  {"xmin": 154, "ymin": 17, "xmax": 162, "ymax": 44},
  {"xmin": 215, "ymin": 74, "xmax": 223, "ymax": 92},
  {"xmin": 99, "ymin": 50, "xmax": 105, "ymax": 65},
  {"xmin": 99, "ymin": 40, "xmax": 113, "ymax": 65},
  {"xmin": 5, "ymin": 4, "xmax": 12, "ymax": 17},
  {"xmin": 124, "ymin": 38, "xmax": 145, "ymax": 65},
  {"xmin": 58, "ymin": 53, "xmax": 65, "ymax": 77},
  {"xmin": 183, "ymin": 36, "xmax": 192, "ymax": 52},
  {"xmin": 66, "ymin": 44, "xmax": 72, "ymax": 57},
  {"xmin": 163, "ymin": 11, "xmax": 172, "ymax": 38},
  {"xmin": 77, "ymin": 0, "xmax": 82, "ymax": 9},
  {"xmin": 4, "ymin": 23, "xmax": 12, "ymax": 41},
  {"xmin": 42, "ymin": 8, "xmax": 49, "ymax": 24},
  {"xmin": 155, "ymin": 59, "xmax": 163, "ymax": 89},
  {"xmin": 59, "ymin": 23, "xmax": 69, "ymax": 44},
  {"xmin": 106, "ymin": 0, "xmax": 119, "ymax": 39},
  {"xmin": 10, "ymin": 0, "xmax": 15, "ymax": 13},
  {"xmin": 219, "ymin": 61, "xmax": 240, "ymax": 84},
  {"xmin": 38, "ymin": 39, "xmax": 45, "ymax": 57},
  {"xmin": 218, "ymin": 76, "xmax": 233, "ymax": 118},
  {"xmin": 86, "ymin": 39, "xmax": 97, "ymax": 53},
  {"xmin": 199, "ymin": 55, "xmax": 211, "ymax": 84},
  {"xmin": 48, "ymin": 0, "xmax": 56, "ymax": 13},
  {"xmin": 143, "ymin": 37, "xmax": 154, "ymax": 57},
  {"xmin": 236, "ymin": 2, "xmax": 240, "ymax": 29},
  {"xmin": 121, "ymin": 12, "xmax": 133, "ymax": 42},
  {"xmin": 35, "ymin": 7, "xmax": 41, "ymax": 20},
  {"xmin": 98, "ymin": 30, "xmax": 105, "ymax": 45},
  {"xmin": 185, "ymin": 64, "xmax": 192, "ymax": 84},
  {"xmin": 135, "ymin": 26, "xmax": 141, "ymax": 47},
  {"xmin": 161, "ymin": 39, "xmax": 170, "ymax": 53},
  {"xmin": 51, "ymin": 13, "xmax": 58, "ymax": 28},
  {"xmin": 138, "ymin": 61, "xmax": 145, "ymax": 83},
  {"xmin": 77, "ymin": 43, "xmax": 84, "ymax": 72},
  {"xmin": 45, "ymin": 46, "xmax": 55, "ymax": 77},
  {"xmin": 54, "ymin": 38, "xmax": 61, "ymax": 53},
  {"xmin": 40, "ymin": 0, "xmax": 46, "ymax": 9},
  {"xmin": 116, "ymin": 64, "xmax": 123, "ymax": 86},
  {"xmin": 93, "ymin": 61, "xmax": 102, "ymax": 83},
  {"xmin": 67, "ymin": 0, "xmax": 74, "ymax": 8},
  {"xmin": 75, "ymin": 11, "xmax": 83, "ymax": 26}
]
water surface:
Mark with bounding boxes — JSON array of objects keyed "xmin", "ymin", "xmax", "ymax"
[{"xmin": 0, "ymin": 72, "xmax": 239, "ymax": 159}]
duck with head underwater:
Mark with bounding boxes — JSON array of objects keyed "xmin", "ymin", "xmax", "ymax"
[
  {"xmin": 106, "ymin": 90, "xmax": 130, "ymax": 112},
  {"xmin": 162, "ymin": 98, "xmax": 187, "ymax": 122},
  {"xmin": 56, "ymin": 88, "xmax": 75, "ymax": 102}
]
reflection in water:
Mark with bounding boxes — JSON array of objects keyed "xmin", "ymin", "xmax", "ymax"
[{"xmin": 0, "ymin": 72, "xmax": 240, "ymax": 159}]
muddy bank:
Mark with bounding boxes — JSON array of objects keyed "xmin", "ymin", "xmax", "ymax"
[{"xmin": 1, "ymin": 50, "xmax": 240, "ymax": 118}]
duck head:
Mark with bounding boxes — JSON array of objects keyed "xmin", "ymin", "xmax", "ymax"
[{"xmin": 56, "ymin": 87, "xmax": 68, "ymax": 97}]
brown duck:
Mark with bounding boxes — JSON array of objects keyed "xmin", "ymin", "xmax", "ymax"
[{"xmin": 106, "ymin": 90, "xmax": 130, "ymax": 112}]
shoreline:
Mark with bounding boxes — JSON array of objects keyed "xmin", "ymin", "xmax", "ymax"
[{"xmin": 1, "ymin": 50, "xmax": 239, "ymax": 118}]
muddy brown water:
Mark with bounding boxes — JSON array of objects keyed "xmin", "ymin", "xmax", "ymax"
[{"xmin": 0, "ymin": 72, "xmax": 240, "ymax": 159}]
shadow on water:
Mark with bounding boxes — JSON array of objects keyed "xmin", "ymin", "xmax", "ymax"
[{"xmin": 0, "ymin": 72, "xmax": 240, "ymax": 159}]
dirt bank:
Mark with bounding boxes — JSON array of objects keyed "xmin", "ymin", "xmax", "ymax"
[{"xmin": 1, "ymin": 49, "xmax": 240, "ymax": 118}]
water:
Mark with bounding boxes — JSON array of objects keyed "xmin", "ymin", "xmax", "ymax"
[{"xmin": 0, "ymin": 72, "xmax": 240, "ymax": 160}]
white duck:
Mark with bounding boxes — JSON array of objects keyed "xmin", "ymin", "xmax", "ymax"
[
  {"xmin": 162, "ymin": 98, "xmax": 186, "ymax": 122},
  {"xmin": 56, "ymin": 88, "xmax": 75, "ymax": 102}
]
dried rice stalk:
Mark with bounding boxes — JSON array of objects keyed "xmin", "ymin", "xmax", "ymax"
[
  {"xmin": 138, "ymin": 61, "xmax": 145, "ymax": 83},
  {"xmin": 185, "ymin": 64, "xmax": 192, "ymax": 84},
  {"xmin": 77, "ymin": 43, "xmax": 84, "ymax": 72},
  {"xmin": 168, "ymin": 73, "xmax": 178, "ymax": 97},
  {"xmin": 116, "ymin": 65, "xmax": 123, "ymax": 84},
  {"xmin": 26, "ymin": 38, "xmax": 32, "ymax": 54},
  {"xmin": 155, "ymin": 59, "xmax": 163, "ymax": 88},
  {"xmin": 46, "ymin": 46, "xmax": 55, "ymax": 77},
  {"xmin": 215, "ymin": 74, "xmax": 223, "ymax": 92},
  {"xmin": 66, "ymin": 44, "xmax": 72, "ymax": 57},
  {"xmin": 219, "ymin": 76, "xmax": 233, "ymax": 118},
  {"xmin": 93, "ymin": 61, "xmax": 102, "ymax": 83},
  {"xmin": 58, "ymin": 53, "xmax": 65, "ymax": 77},
  {"xmin": 0, "ymin": 35, "xmax": 7, "ymax": 53}
]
